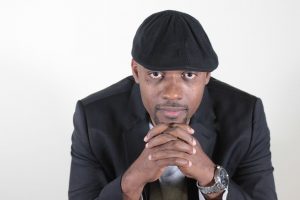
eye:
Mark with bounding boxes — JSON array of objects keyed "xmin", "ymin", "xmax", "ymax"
[
  {"xmin": 149, "ymin": 71, "xmax": 163, "ymax": 79},
  {"xmin": 182, "ymin": 72, "xmax": 197, "ymax": 79}
]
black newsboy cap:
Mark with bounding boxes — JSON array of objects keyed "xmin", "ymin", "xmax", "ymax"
[{"xmin": 131, "ymin": 10, "xmax": 218, "ymax": 72}]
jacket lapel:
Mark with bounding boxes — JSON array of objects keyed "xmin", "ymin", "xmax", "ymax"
[
  {"xmin": 122, "ymin": 83, "xmax": 149, "ymax": 167},
  {"xmin": 121, "ymin": 83, "xmax": 152, "ymax": 199},
  {"xmin": 187, "ymin": 87, "xmax": 218, "ymax": 200}
]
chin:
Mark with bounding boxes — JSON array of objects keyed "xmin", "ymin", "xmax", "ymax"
[{"xmin": 154, "ymin": 115, "xmax": 189, "ymax": 125}]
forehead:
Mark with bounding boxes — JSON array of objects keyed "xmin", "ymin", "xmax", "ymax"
[{"xmin": 139, "ymin": 65, "xmax": 201, "ymax": 73}]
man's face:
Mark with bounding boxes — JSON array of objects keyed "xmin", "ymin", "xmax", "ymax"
[{"xmin": 132, "ymin": 60, "xmax": 210, "ymax": 125}]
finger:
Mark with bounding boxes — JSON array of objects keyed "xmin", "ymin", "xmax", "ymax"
[
  {"xmin": 164, "ymin": 126, "xmax": 196, "ymax": 146},
  {"xmin": 154, "ymin": 157, "xmax": 192, "ymax": 168},
  {"xmin": 144, "ymin": 123, "xmax": 169, "ymax": 142},
  {"xmin": 170, "ymin": 123, "xmax": 194, "ymax": 134},
  {"xmin": 146, "ymin": 133, "xmax": 177, "ymax": 148},
  {"xmin": 151, "ymin": 140, "xmax": 196, "ymax": 155},
  {"xmin": 149, "ymin": 150, "xmax": 192, "ymax": 161}
]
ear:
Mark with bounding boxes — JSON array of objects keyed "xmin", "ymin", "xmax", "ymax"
[
  {"xmin": 131, "ymin": 59, "xmax": 140, "ymax": 84},
  {"xmin": 205, "ymin": 72, "xmax": 211, "ymax": 85}
]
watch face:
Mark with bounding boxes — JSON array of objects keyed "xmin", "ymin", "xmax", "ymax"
[{"xmin": 219, "ymin": 168, "xmax": 229, "ymax": 187}]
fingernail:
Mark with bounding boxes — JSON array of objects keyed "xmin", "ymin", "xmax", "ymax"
[
  {"xmin": 144, "ymin": 136, "xmax": 148, "ymax": 142},
  {"xmin": 192, "ymin": 148, "xmax": 196, "ymax": 154},
  {"xmin": 192, "ymin": 138, "xmax": 196, "ymax": 146},
  {"xmin": 145, "ymin": 143, "xmax": 149, "ymax": 148},
  {"xmin": 188, "ymin": 161, "xmax": 192, "ymax": 167},
  {"xmin": 189, "ymin": 128, "xmax": 195, "ymax": 134},
  {"xmin": 148, "ymin": 154, "xmax": 152, "ymax": 160}
]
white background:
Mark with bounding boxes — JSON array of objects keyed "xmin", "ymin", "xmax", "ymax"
[{"xmin": 0, "ymin": 0, "xmax": 299, "ymax": 199}]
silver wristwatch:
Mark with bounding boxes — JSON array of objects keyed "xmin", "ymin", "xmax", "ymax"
[{"xmin": 197, "ymin": 165, "xmax": 229, "ymax": 194}]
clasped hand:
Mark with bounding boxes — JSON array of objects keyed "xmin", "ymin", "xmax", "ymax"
[{"xmin": 121, "ymin": 123, "xmax": 216, "ymax": 199}]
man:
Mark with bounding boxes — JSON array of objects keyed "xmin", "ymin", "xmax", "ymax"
[{"xmin": 68, "ymin": 10, "xmax": 277, "ymax": 200}]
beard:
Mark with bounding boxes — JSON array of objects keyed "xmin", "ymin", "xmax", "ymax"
[{"xmin": 152, "ymin": 102, "xmax": 189, "ymax": 125}]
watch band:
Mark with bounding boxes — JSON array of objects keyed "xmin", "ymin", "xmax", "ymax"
[{"xmin": 196, "ymin": 165, "xmax": 229, "ymax": 194}]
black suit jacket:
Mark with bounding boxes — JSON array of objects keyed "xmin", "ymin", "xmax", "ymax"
[{"xmin": 68, "ymin": 76, "xmax": 277, "ymax": 200}]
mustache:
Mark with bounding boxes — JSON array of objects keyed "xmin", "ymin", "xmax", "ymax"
[{"xmin": 155, "ymin": 102, "xmax": 189, "ymax": 110}]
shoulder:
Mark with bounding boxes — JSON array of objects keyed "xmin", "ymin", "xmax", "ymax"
[
  {"xmin": 80, "ymin": 76, "xmax": 135, "ymax": 106},
  {"xmin": 208, "ymin": 77, "xmax": 258, "ymax": 108},
  {"xmin": 76, "ymin": 76, "xmax": 136, "ymax": 129},
  {"xmin": 207, "ymin": 77, "xmax": 261, "ymax": 123},
  {"xmin": 208, "ymin": 77, "xmax": 257, "ymax": 102}
]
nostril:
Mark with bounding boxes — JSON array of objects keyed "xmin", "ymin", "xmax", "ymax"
[{"xmin": 162, "ymin": 89, "xmax": 183, "ymax": 100}]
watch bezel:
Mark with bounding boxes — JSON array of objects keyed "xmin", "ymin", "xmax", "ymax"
[{"xmin": 215, "ymin": 165, "xmax": 229, "ymax": 189}]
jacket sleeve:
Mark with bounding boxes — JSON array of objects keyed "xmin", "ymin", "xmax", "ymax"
[
  {"xmin": 227, "ymin": 98, "xmax": 277, "ymax": 199},
  {"xmin": 68, "ymin": 101, "xmax": 123, "ymax": 200}
]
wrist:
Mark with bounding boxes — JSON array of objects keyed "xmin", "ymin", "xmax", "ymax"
[
  {"xmin": 197, "ymin": 165, "xmax": 229, "ymax": 198},
  {"xmin": 196, "ymin": 164, "xmax": 216, "ymax": 186},
  {"xmin": 121, "ymin": 170, "xmax": 145, "ymax": 199}
]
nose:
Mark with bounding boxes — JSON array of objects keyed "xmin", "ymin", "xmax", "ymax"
[{"xmin": 162, "ymin": 79, "xmax": 183, "ymax": 100}]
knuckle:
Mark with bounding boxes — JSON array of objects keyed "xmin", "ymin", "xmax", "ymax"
[
  {"xmin": 174, "ymin": 142, "xmax": 181, "ymax": 149},
  {"xmin": 170, "ymin": 140, "xmax": 178, "ymax": 148}
]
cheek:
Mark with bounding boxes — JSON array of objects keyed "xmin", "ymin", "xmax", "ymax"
[
  {"xmin": 186, "ymin": 86, "xmax": 205, "ymax": 114},
  {"xmin": 139, "ymin": 84, "xmax": 157, "ymax": 114}
]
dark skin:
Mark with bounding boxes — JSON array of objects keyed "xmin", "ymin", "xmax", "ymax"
[{"xmin": 121, "ymin": 59, "xmax": 223, "ymax": 200}]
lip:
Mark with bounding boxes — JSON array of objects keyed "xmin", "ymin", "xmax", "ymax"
[
  {"xmin": 161, "ymin": 110, "xmax": 184, "ymax": 118},
  {"xmin": 158, "ymin": 107, "xmax": 187, "ymax": 118},
  {"xmin": 158, "ymin": 106, "xmax": 187, "ymax": 111}
]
